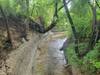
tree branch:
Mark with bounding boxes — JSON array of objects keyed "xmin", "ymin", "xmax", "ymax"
[
  {"xmin": 29, "ymin": 0, "xmax": 58, "ymax": 33},
  {"xmin": 58, "ymin": 0, "xmax": 70, "ymax": 12},
  {"xmin": 96, "ymin": 0, "xmax": 100, "ymax": 8}
]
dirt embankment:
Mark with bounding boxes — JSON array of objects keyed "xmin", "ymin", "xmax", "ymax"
[
  {"xmin": 0, "ymin": 31, "xmax": 85, "ymax": 75},
  {"xmin": 0, "ymin": 16, "xmax": 33, "ymax": 75},
  {"xmin": 0, "ymin": 32, "xmax": 42, "ymax": 75},
  {"xmin": 0, "ymin": 17, "xmax": 29, "ymax": 49}
]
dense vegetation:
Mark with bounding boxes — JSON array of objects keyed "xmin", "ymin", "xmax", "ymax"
[{"xmin": 0, "ymin": 0, "xmax": 100, "ymax": 75}]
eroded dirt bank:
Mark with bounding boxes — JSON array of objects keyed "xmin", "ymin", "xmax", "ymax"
[{"xmin": 0, "ymin": 33, "xmax": 41, "ymax": 75}]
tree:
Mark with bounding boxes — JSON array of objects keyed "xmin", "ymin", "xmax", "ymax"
[
  {"xmin": 63, "ymin": 0, "xmax": 80, "ymax": 57},
  {"xmin": 29, "ymin": 0, "xmax": 58, "ymax": 33}
]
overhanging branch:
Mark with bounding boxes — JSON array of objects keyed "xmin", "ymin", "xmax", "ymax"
[
  {"xmin": 96, "ymin": 0, "xmax": 100, "ymax": 9},
  {"xmin": 58, "ymin": 0, "xmax": 71, "ymax": 12},
  {"xmin": 29, "ymin": 0, "xmax": 58, "ymax": 33}
]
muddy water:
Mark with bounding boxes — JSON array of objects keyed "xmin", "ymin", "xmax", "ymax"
[
  {"xmin": 33, "ymin": 36, "xmax": 69, "ymax": 75},
  {"xmin": 47, "ymin": 38, "xmax": 67, "ymax": 75}
]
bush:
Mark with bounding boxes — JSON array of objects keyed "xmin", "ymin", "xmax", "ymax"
[{"xmin": 66, "ymin": 40, "xmax": 100, "ymax": 75}]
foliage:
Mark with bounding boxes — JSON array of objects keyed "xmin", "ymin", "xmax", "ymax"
[
  {"xmin": 66, "ymin": 40, "xmax": 100, "ymax": 74},
  {"xmin": 0, "ymin": 0, "xmax": 100, "ymax": 74},
  {"xmin": 70, "ymin": 0, "xmax": 92, "ymax": 39}
]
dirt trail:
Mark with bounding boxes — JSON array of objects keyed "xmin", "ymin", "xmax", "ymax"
[{"xmin": 33, "ymin": 32, "xmax": 70, "ymax": 75}]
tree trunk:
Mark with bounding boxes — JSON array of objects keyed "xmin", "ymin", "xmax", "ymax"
[
  {"xmin": 88, "ymin": 0, "xmax": 98, "ymax": 50},
  {"xmin": 63, "ymin": 0, "xmax": 80, "ymax": 57},
  {"xmin": 80, "ymin": 0, "xmax": 99, "ymax": 57}
]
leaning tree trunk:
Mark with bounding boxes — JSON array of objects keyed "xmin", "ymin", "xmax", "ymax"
[{"xmin": 63, "ymin": 0, "xmax": 80, "ymax": 57}]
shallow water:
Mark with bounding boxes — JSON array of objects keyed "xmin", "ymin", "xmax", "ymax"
[
  {"xmin": 33, "ymin": 37, "xmax": 68, "ymax": 75},
  {"xmin": 47, "ymin": 38, "xmax": 67, "ymax": 75}
]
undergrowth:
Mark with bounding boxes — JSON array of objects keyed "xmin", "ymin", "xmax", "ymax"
[{"xmin": 66, "ymin": 40, "xmax": 100, "ymax": 75}]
